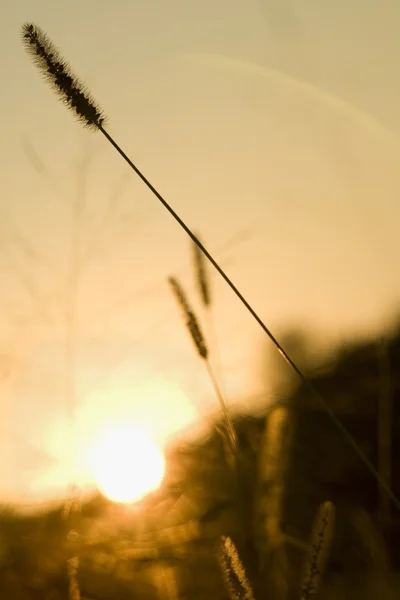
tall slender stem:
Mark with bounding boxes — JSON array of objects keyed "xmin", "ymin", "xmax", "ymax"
[
  {"xmin": 99, "ymin": 125, "xmax": 400, "ymax": 510},
  {"xmin": 205, "ymin": 306, "xmax": 226, "ymax": 400},
  {"xmin": 205, "ymin": 358, "xmax": 237, "ymax": 457}
]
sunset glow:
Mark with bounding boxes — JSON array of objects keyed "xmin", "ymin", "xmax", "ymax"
[
  {"xmin": 27, "ymin": 376, "xmax": 198, "ymax": 506},
  {"xmin": 89, "ymin": 425, "xmax": 165, "ymax": 503}
]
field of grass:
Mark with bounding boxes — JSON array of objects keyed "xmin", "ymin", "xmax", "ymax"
[{"xmin": 1, "ymin": 20, "xmax": 399, "ymax": 600}]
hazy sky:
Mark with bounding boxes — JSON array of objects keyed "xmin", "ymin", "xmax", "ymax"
[{"xmin": 2, "ymin": 0, "xmax": 400, "ymax": 506}]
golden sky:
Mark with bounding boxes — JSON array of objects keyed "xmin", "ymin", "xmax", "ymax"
[{"xmin": 1, "ymin": 0, "xmax": 400, "ymax": 506}]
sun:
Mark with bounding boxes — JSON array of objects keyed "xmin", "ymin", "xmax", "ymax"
[{"xmin": 89, "ymin": 425, "xmax": 165, "ymax": 503}]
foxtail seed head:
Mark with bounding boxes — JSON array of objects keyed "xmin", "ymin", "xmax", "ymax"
[
  {"xmin": 301, "ymin": 500, "xmax": 335, "ymax": 600},
  {"xmin": 192, "ymin": 232, "xmax": 211, "ymax": 307},
  {"xmin": 220, "ymin": 536, "xmax": 255, "ymax": 600},
  {"xmin": 168, "ymin": 276, "xmax": 208, "ymax": 360},
  {"xmin": 22, "ymin": 23, "xmax": 106, "ymax": 130}
]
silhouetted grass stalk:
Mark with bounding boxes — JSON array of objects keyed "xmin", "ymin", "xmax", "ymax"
[
  {"xmin": 257, "ymin": 406, "xmax": 291, "ymax": 547},
  {"xmin": 192, "ymin": 233, "xmax": 227, "ymax": 399},
  {"xmin": 300, "ymin": 501, "xmax": 335, "ymax": 600},
  {"xmin": 220, "ymin": 536, "xmax": 255, "ymax": 600},
  {"xmin": 168, "ymin": 276, "xmax": 237, "ymax": 458},
  {"xmin": 21, "ymin": 21, "xmax": 400, "ymax": 511},
  {"xmin": 204, "ymin": 358, "xmax": 237, "ymax": 454}
]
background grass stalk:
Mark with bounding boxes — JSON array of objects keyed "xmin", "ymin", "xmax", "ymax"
[
  {"xmin": 300, "ymin": 501, "xmax": 335, "ymax": 600},
  {"xmin": 168, "ymin": 276, "xmax": 237, "ymax": 459},
  {"xmin": 220, "ymin": 535, "xmax": 255, "ymax": 600},
  {"xmin": 192, "ymin": 233, "xmax": 227, "ymax": 401},
  {"xmin": 204, "ymin": 358, "xmax": 237, "ymax": 456}
]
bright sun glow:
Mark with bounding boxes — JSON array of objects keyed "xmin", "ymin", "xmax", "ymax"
[
  {"xmin": 38, "ymin": 375, "xmax": 197, "ymax": 505},
  {"xmin": 89, "ymin": 425, "xmax": 165, "ymax": 503}
]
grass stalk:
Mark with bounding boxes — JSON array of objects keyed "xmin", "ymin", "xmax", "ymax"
[
  {"xmin": 192, "ymin": 233, "xmax": 227, "ymax": 400},
  {"xmin": 220, "ymin": 535, "xmax": 255, "ymax": 600},
  {"xmin": 300, "ymin": 501, "xmax": 335, "ymax": 600},
  {"xmin": 168, "ymin": 276, "xmax": 237, "ymax": 459},
  {"xmin": 21, "ymin": 21, "xmax": 400, "ymax": 511}
]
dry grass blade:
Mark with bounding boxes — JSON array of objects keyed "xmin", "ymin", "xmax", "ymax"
[
  {"xmin": 220, "ymin": 536, "xmax": 255, "ymax": 600},
  {"xmin": 300, "ymin": 500, "xmax": 335, "ymax": 600}
]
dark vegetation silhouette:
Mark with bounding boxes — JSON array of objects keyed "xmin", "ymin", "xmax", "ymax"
[{"xmin": 1, "ymin": 320, "xmax": 400, "ymax": 598}]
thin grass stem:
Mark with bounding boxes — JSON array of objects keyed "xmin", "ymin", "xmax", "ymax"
[
  {"xmin": 100, "ymin": 124, "xmax": 400, "ymax": 510},
  {"xmin": 22, "ymin": 22, "xmax": 400, "ymax": 510},
  {"xmin": 205, "ymin": 358, "xmax": 237, "ymax": 456}
]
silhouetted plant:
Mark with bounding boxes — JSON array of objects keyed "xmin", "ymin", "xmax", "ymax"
[
  {"xmin": 168, "ymin": 275, "xmax": 237, "ymax": 461},
  {"xmin": 20, "ymin": 22, "xmax": 399, "ymax": 508}
]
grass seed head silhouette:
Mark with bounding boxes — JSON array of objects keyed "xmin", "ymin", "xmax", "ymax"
[
  {"xmin": 300, "ymin": 501, "xmax": 335, "ymax": 600},
  {"xmin": 220, "ymin": 536, "xmax": 255, "ymax": 600},
  {"xmin": 168, "ymin": 276, "xmax": 209, "ymax": 360},
  {"xmin": 192, "ymin": 232, "xmax": 211, "ymax": 307},
  {"xmin": 22, "ymin": 23, "xmax": 106, "ymax": 130},
  {"xmin": 168, "ymin": 275, "xmax": 237, "ymax": 459}
]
